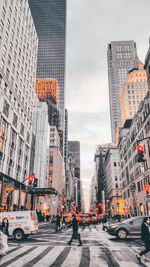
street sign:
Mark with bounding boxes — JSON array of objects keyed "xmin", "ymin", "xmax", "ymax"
[
  {"xmin": 28, "ymin": 187, "xmax": 57, "ymax": 195},
  {"xmin": 5, "ymin": 183, "xmax": 14, "ymax": 192},
  {"xmin": 140, "ymin": 162, "xmax": 145, "ymax": 174}
]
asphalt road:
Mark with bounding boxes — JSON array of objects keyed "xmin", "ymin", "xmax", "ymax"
[{"xmin": 1, "ymin": 223, "xmax": 150, "ymax": 267}]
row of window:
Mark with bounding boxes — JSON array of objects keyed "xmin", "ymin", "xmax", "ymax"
[
  {"xmin": 123, "ymin": 175, "xmax": 150, "ymax": 198},
  {"xmin": 127, "ymin": 84, "xmax": 147, "ymax": 90},
  {"xmin": 2, "ymin": 100, "xmax": 30, "ymax": 143}
]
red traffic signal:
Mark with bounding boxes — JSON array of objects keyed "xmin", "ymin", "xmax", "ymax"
[
  {"xmin": 137, "ymin": 144, "xmax": 145, "ymax": 163},
  {"xmin": 137, "ymin": 145, "xmax": 144, "ymax": 154},
  {"xmin": 28, "ymin": 174, "xmax": 34, "ymax": 184},
  {"xmin": 144, "ymin": 185, "xmax": 150, "ymax": 192}
]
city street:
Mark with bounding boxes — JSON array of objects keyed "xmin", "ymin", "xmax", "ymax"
[{"xmin": 0, "ymin": 223, "xmax": 150, "ymax": 267}]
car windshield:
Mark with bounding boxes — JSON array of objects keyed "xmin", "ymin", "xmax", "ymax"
[{"xmin": 124, "ymin": 217, "xmax": 145, "ymax": 224}]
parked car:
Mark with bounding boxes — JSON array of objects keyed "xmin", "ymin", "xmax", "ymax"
[
  {"xmin": 0, "ymin": 210, "xmax": 38, "ymax": 240},
  {"xmin": 107, "ymin": 216, "xmax": 147, "ymax": 239}
]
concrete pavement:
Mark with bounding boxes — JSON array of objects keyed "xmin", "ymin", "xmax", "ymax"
[{"xmin": 1, "ymin": 223, "xmax": 150, "ymax": 266}]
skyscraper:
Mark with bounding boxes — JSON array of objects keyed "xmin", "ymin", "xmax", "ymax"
[
  {"xmin": 28, "ymin": 0, "xmax": 66, "ymax": 132},
  {"xmin": 68, "ymin": 141, "xmax": 81, "ymax": 210},
  {"xmin": 107, "ymin": 41, "xmax": 139, "ymax": 143},
  {"xmin": 120, "ymin": 61, "xmax": 148, "ymax": 124},
  {"xmin": 0, "ymin": 0, "xmax": 38, "ymax": 181}
]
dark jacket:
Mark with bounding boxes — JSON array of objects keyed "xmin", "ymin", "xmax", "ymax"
[
  {"xmin": 141, "ymin": 222, "xmax": 150, "ymax": 242},
  {"xmin": 72, "ymin": 217, "xmax": 78, "ymax": 232},
  {"xmin": 56, "ymin": 215, "xmax": 60, "ymax": 224},
  {"xmin": 68, "ymin": 217, "xmax": 78, "ymax": 232},
  {"xmin": 102, "ymin": 216, "xmax": 107, "ymax": 223},
  {"xmin": 1, "ymin": 221, "xmax": 9, "ymax": 236}
]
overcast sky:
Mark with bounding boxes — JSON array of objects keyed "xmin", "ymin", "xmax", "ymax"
[{"xmin": 66, "ymin": 0, "xmax": 150, "ymax": 188}]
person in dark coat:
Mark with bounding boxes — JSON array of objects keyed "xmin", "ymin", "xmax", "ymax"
[
  {"xmin": 136, "ymin": 217, "xmax": 150, "ymax": 263},
  {"xmin": 67, "ymin": 214, "xmax": 82, "ymax": 246},
  {"xmin": 0, "ymin": 217, "xmax": 9, "ymax": 255},
  {"xmin": 1, "ymin": 217, "xmax": 9, "ymax": 237},
  {"xmin": 101, "ymin": 215, "xmax": 108, "ymax": 231},
  {"xmin": 56, "ymin": 215, "xmax": 61, "ymax": 231}
]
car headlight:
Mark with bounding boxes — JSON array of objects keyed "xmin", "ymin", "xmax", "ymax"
[{"xmin": 111, "ymin": 225, "xmax": 118, "ymax": 229}]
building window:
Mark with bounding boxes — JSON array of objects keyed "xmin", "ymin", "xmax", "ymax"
[
  {"xmin": 12, "ymin": 113, "xmax": 18, "ymax": 128},
  {"xmin": 7, "ymin": 54, "xmax": 11, "ymax": 65},
  {"xmin": 26, "ymin": 132, "xmax": 30, "ymax": 143},
  {"xmin": 0, "ymin": 20, "xmax": 4, "ymax": 32},
  {"xmin": 1, "ymin": 59, "xmax": 4, "ymax": 69},
  {"xmin": 3, "ymin": 100, "xmax": 9, "ymax": 117},
  {"xmin": 6, "ymin": 68, "xmax": 9, "ymax": 78},
  {"xmin": 20, "ymin": 123, "xmax": 24, "ymax": 136},
  {"xmin": 137, "ymin": 181, "xmax": 141, "ymax": 192},
  {"xmin": 2, "ymin": 45, "xmax": 6, "ymax": 56}
]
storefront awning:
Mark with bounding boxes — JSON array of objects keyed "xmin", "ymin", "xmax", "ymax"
[{"xmin": 28, "ymin": 187, "xmax": 57, "ymax": 195}]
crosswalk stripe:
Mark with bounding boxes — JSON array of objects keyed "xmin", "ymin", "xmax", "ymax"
[
  {"xmin": 0, "ymin": 246, "xmax": 37, "ymax": 267},
  {"xmin": 8, "ymin": 246, "xmax": 47, "ymax": 267},
  {"xmin": 61, "ymin": 246, "xmax": 82, "ymax": 267},
  {"xmin": 49, "ymin": 247, "xmax": 71, "ymax": 267},
  {"xmin": 120, "ymin": 262, "xmax": 139, "ymax": 267},
  {"xmin": 1, "ymin": 245, "xmax": 147, "ymax": 267},
  {"xmin": 34, "ymin": 246, "xmax": 65, "ymax": 266},
  {"xmin": 24, "ymin": 246, "xmax": 53, "ymax": 266},
  {"xmin": 79, "ymin": 246, "xmax": 90, "ymax": 267},
  {"xmin": 90, "ymin": 246, "xmax": 108, "ymax": 267}
]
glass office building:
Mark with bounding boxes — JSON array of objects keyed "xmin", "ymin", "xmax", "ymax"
[{"xmin": 28, "ymin": 0, "xmax": 66, "ymax": 132}]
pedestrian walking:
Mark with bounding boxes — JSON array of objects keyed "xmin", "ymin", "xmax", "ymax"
[
  {"xmin": 56, "ymin": 215, "xmax": 61, "ymax": 231},
  {"xmin": 0, "ymin": 217, "xmax": 9, "ymax": 255},
  {"xmin": 101, "ymin": 215, "xmax": 108, "ymax": 231},
  {"xmin": 67, "ymin": 214, "xmax": 82, "ymax": 246},
  {"xmin": 136, "ymin": 217, "xmax": 150, "ymax": 263}
]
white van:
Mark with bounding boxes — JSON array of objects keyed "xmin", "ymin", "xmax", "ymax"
[{"xmin": 0, "ymin": 211, "xmax": 38, "ymax": 240}]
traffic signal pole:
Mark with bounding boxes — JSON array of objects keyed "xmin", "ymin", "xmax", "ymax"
[{"xmin": 137, "ymin": 136, "xmax": 150, "ymax": 143}]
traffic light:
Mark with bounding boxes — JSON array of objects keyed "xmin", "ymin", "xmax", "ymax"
[
  {"xmin": 144, "ymin": 185, "xmax": 150, "ymax": 192},
  {"xmin": 28, "ymin": 174, "xmax": 34, "ymax": 185},
  {"xmin": 137, "ymin": 144, "xmax": 145, "ymax": 162},
  {"xmin": 33, "ymin": 177, "xmax": 38, "ymax": 187}
]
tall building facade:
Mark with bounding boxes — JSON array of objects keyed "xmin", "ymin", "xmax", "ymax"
[
  {"xmin": 49, "ymin": 125, "xmax": 65, "ymax": 214},
  {"xmin": 28, "ymin": 0, "xmax": 66, "ymax": 133},
  {"xmin": 121, "ymin": 61, "xmax": 148, "ymax": 124},
  {"xmin": 90, "ymin": 175, "xmax": 97, "ymax": 210},
  {"xmin": 94, "ymin": 144, "xmax": 109, "ymax": 204},
  {"xmin": 35, "ymin": 78, "xmax": 60, "ymax": 131},
  {"xmin": 107, "ymin": 41, "xmax": 139, "ymax": 143},
  {"xmin": 144, "ymin": 38, "xmax": 150, "ymax": 92},
  {"xmin": 0, "ymin": 0, "xmax": 38, "ymax": 181},
  {"xmin": 68, "ymin": 141, "xmax": 81, "ymax": 210},
  {"xmin": 118, "ymin": 92, "xmax": 150, "ymax": 216},
  {"xmin": 0, "ymin": 0, "xmax": 38, "ymax": 211},
  {"xmin": 32, "ymin": 102, "xmax": 49, "ymax": 188},
  {"xmin": 104, "ymin": 145, "xmax": 123, "ymax": 216}
]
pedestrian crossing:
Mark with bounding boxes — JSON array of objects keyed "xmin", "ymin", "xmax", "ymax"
[{"xmin": 1, "ymin": 244, "xmax": 150, "ymax": 267}]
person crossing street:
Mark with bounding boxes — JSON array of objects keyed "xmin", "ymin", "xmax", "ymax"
[
  {"xmin": 56, "ymin": 215, "xmax": 61, "ymax": 232},
  {"xmin": 67, "ymin": 214, "xmax": 82, "ymax": 246},
  {"xmin": 136, "ymin": 217, "xmax": 150, "ymax": 263}
]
